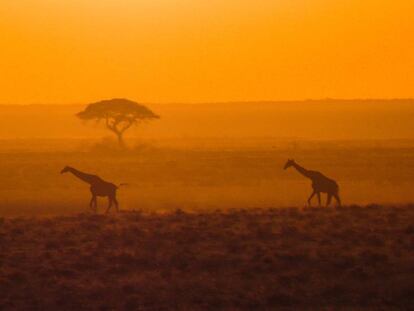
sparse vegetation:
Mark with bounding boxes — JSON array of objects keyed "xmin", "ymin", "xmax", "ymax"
[{"xmin": 0, "ymin": 206, "xmax": 413, "ymax": 310}]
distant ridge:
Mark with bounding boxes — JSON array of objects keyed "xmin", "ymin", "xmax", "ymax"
[{"xmin": 171, "ymin": 98, "xmax": 414, "ymax": 106}]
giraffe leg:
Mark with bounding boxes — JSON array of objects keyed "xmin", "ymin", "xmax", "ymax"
[
  {"xmin": 326, "ymin": 194, "xmax": 333, "ymax": 206},
  {"xmin": 90, "ymin": 195, "xmax": 97, "ymax": 212},
  {"xmin": 334, "ymin": 193, "xmax": 341, "ymax": 207},
  {"xmin": 113, "ymin": 196, "xmax": 119, "ymax": 212},
  {"xmin": 307, "ymin": 191, "xmax": 316, "ymax": 206},
  {"xmin": 105, "ymin": 197, "xmax": 112, "ymax": 214},
  {"xmin": 317, "ymin": 192, "xmax": 321, "ymax": 206}
]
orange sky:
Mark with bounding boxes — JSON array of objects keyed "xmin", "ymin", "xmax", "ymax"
[{"xmin": 0, "ymin": 0, "xmax": 413, "ymax": 104}]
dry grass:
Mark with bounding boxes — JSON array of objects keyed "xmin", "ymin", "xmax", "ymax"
[{"xmin": 0, "ymin": 205, "xmax": 413, "ymax": 310}]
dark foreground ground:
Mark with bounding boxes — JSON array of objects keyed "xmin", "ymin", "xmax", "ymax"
[{"xmin": 0, "ymin": 205, "xmax": 413, "ymax": 310}]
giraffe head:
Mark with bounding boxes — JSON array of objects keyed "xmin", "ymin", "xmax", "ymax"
[
  {"xmin": 60, "ymin": 166, "xmax": 71, "ymax": 174},
  {"xmin": 284, "ymin": 159, "xmax": 295, "ymax": 170}
]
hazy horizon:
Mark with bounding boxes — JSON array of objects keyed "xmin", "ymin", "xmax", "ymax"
[{"xmin": 0, "ymin": 99, "xmax": 413, "ymax": 141}]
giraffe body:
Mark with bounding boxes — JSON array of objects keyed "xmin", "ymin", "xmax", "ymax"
[
  {"xmin": 61, "ymin": 166, "xmax": 119, "ymax": 213},
  {"xmin": 284, "ymin": 159, "xmax": 341, "ymax": 206}
]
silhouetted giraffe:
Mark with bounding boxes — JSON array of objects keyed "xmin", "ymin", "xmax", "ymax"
[
  {"xmin": 61, "ymin": 166, "xmax": 119, "ymax": 213},
  {"xmin": 284, "ymin": 159, "xmax": 341, "ymax": 207}
]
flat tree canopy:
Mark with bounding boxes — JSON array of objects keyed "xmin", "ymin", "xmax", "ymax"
[{"xmin": 76, "ymin": 98, "xmax": 159, "ymax": 146}]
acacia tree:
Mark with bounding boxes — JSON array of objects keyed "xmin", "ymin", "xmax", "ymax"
[{"xmin": 76, "ymin": 98, "xmax": 159, "ymax": 147}]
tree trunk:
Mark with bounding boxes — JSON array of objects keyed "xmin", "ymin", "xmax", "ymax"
[
  {"xmin": 106, "ymin": 119, "xmax": 130, "ymax": 149},
  {"xmin": 116, "ymin": 132, "xmax": 125, "ymax": 148}
]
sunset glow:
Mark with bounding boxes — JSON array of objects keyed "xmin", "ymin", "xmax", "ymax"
[
  {"xmin": 1, "ymin": 0, "xmax": 413, "ymax": 104},
  {"xmin": 2, "ymin": 2, "xmax": 414, "ymax": 308}
]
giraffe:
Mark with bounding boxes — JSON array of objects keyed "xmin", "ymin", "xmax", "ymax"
[
  {"xmin": 60, "ymin": 166, "xmax": 119, "ymax": 213},
  {"xmin": 284, "ymin": 159, "xmax": 341, "ymax": 207}
]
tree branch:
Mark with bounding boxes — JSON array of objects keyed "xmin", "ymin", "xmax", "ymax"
[{"xmin": 118, "ymin": 119, "xmax": 134, "ymax": 134}]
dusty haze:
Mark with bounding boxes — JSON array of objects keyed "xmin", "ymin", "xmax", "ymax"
[
  {"xmin": 0, "ymin": 100, "xmax": 414, "ymax": 216},
  {"xmin": 1, "ymin": 99, "xmax": 414, "ymax": 140}
]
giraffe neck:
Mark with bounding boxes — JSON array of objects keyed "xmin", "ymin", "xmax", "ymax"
[
  {"xmin": 67, "ymin": 167, "xmax": 96, "ymax": 185},
  {"xmin": 292, "ymin": 163, "xmax": 312, "ymax": 179}
]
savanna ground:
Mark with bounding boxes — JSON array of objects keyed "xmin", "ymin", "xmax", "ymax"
[
  {"xmin": 0, "ymin": 138, "xmax": 413, "ymax": 309},
  {"xmin": 2, "ymin": 138, "xmax": 414, "ymax": 215},
  {"xmin": 0, "ymin": 206, "xmax": 413, "ymax": 310}
]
